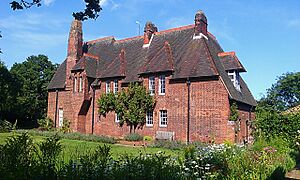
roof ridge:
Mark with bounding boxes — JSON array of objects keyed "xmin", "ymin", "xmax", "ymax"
[
  {"xmin": 115, "ymin": 35, "xmax": 143, "ymax": 43},
  {"xmin": 155, "ymin": 24, "xmax": 194, "ymax": 35},
  {"xmin": 87, "ymin": 36, "xmax": 115, "ymax": 44}
]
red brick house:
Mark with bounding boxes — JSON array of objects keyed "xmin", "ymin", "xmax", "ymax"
[{"xmin": 47, "ymin": 10, "xmax": 256, "ymax": 143}]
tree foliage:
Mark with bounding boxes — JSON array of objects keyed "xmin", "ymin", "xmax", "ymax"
[
  {"xmin": 4, "ymin": 55, "xmax": 57, "ymax": 127},
  {"xmin": 259, "ymin": 72, "xmax": 300, "ymax": 111},
  {"xmin": 254, "ymin": 105, "xmax": 300, "ymax": 145},
  {"xmin": 97, "ymin": 83, "xmax": 154, "ymax": 133},
  {"xmin": 9, "ymin": 0, "xmax": 102, "ymax": 21}
]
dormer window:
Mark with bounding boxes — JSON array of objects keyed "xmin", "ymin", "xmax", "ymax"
[{"xmin": 228, "ymin": 70, "xmax": 241, "ymax": 92}]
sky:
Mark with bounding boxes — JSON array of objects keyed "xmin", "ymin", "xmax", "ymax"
[{"xmin": 0, "ymin": 0, "xmax": 299, "ymax": 100}]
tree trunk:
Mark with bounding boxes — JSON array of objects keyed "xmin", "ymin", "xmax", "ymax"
[{"xmin": 130, "ymin": 125, "xmax": 132, "ymax": 134}]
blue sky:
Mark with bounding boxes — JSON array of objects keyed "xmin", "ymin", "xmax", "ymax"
[{"xmin": 0, "ymin": 0, "xmax": 299, "ymax": 99}]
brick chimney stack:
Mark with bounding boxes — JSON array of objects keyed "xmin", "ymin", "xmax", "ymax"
[
  {"xmin": 194, "ymin": 10, "xmax": 208, "ymax": 37},
  {"xmin": 66, "ymin": 19, "xmax": 83, "ymax": 89},
  {"xmin": 143, "ymin": 22, "xmax": 157, "ymax": 46}
]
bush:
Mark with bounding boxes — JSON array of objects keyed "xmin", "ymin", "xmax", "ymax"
[
  {"xmin": 143, "ymin": 135, "xmax": 153, "ymax": 142},
  {"xmin": 124, "ymin": 133, "xmax": 143, "ymax": 141},
  {"xmin": 151, "ymin": 140, "xmax": 186, "ymax": 150},
  {"xmin": 16, "ymin": 129, "xmax": 117, "ymax": 144},
  {"xmin": 59, "ymin": 118, "xmax": 71, "ymax": 133},
  {"xmin": 0, "ymin": 120, "xmax": 12, "ymax": 132},
  {"xmin": 38, "ymin": 117, "xmax": 54, "ymax": 131}
]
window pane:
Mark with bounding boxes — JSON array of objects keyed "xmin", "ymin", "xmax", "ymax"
[
  {"xmin": 159, "ymin": 75, "xmax": 165, "ymax": 95},
  {"xmin": 146, "ymin": 111, "xmax": 153, "ymax": 126},
  {"xmin": 149, "ymin": 76, "xmax": 155, "ymax": 95},
  {"xmin": 106, "ymin": 81, "xmax": 110, "ymax": 93},
  {"xmin": 159, "ymin": 110, "xmax": 167, "ymax": 127},
  {"xmin": 79, "ymin": 77, "xmax": 83, "ymax": 92},
  {"xmin": 114, "ymin": 80, "xmax": 118, "ymax": 94}
]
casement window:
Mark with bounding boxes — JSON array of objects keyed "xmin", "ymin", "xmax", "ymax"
[
  {"xmin": 79, "ymin": 77, "xmax": 83, "ymax": 92},
  {"xmin": 159, "ymin": 75, "xmax": 165, "ymax": 95},
  {"xmin": 114, "ymin": 80, "xmax": 118, "ymax": 94},
  {"xmin": 115, "ymin": 113, "xmax": 120, "ymax": 123},
  {"xmin": 227, "ymin": 70, "xmax": 241, "ymax": 92},
  {"xmin": 74, "ymin": 77, "xmax": 77, "ymax": 92},
  {"xmin": 58, "ymin": 108, "xmax": 63, "ymax": 127},
  {"xmin": 106, "ymin": 81, "xmax": 111, "ymax": 93},
  {"xmin": 159, "ymin": 110, "xmax": 167, "ymax": 127},
  {"xmin": 149, "ymin": 76, "xmax": 155, "ymax": 96},
  {"xmin": 146, "ymin": 111, "xmax": 153, "ymax": 127}
]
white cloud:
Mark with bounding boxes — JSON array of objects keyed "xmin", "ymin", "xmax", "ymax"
[
  {"xmin": 44, "ymin": 0, "xmax": 55, "ymax": 6},
  {"xmin": 99, "ymin": 0, "xmax": 120, "ymax": 11}
]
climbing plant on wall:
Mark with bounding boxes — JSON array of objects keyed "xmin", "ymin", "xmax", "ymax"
[{"xmin": 97, "ymin": 83, "xmax": 154, "ymax": 133}]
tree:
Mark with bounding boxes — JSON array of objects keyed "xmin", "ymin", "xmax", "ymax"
[
  {"xmin": 10, "ymin": 55, "xmax": 57, "ymax": 127},
  {"xmin": 97, "ymin": 83, "xmax": 154, "ymax": 133},
  {"xmin": 0, "ymin": 61, "xmax": 18, "ymax": 121},
  {"xmin": 9, "ymin": 0, "xmax": 102, "ymax": 21},
  {"xmin": 259, "ymin": 72, "xmax": 300, "ymax": 111}
]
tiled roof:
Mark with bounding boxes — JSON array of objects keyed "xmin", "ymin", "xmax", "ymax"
[
  {"xmin": 218, "ymin": 52, "xmax": 246, "ymax": 72},
  {"xmin": 48, "ymin": 59, "xmax": 66, "ymax": 90},
  {"xmin": 49, "ymin": 24, "xmax": 257, "ymax": 106}
]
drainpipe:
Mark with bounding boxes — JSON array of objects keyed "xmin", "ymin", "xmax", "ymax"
[
  {"xmin": 54, "ymin": 89, "xmax": 58, "ymax": 128},
  {"xmin": 91, "ymin": 86, "xmax": 95, "ymax": 134},
  {"xmin": 187, "ymin": 78, "xmax": 191, "ymax": 144}
]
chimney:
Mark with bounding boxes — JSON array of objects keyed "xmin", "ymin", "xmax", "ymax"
[
  {"xmin": 194, "ymin": 10, "xmax": 208, "ymax": 38},
  {"xmin": 66, "ymin": 19, "xmax": 83, "ymax": 89},
  {"xmin": 143, "ymin": 22, "xmax": 157, "ymax": 47}
]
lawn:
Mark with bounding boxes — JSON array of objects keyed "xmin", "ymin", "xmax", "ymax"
[{"xmin": 0, "ymin": 132, "xmax": 182, "ymax": 161}]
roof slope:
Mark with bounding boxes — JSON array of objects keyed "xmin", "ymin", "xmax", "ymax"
[
  {"xmin": 49, "ymin": 24, "xmax": 257, "ymax": 106},
  {"xmin": 48, "ymin": 59, "xmax": 66, "ymax": 90}
]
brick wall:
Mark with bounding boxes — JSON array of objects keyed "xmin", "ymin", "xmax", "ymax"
[{"xmin": 48, "ymin": 74, "xmax": 254, "ymax": 144}]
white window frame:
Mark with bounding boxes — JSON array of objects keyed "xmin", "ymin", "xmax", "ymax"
[
  {"xmin": 115, "ymin": 113, "xmax": 120, "ymax": 123},
  {"xmin": 159, "ymin": 110, "xmax": 167, "ymax": 127},
  {"xmin": 74, "ymin": 77, "xmax": 77, "ymax": 92},
  {"xmin": 149, "ymin": 76, "xmax": 155, "ymax": 96},
  {"xmin": 106, "ymin": 81, "xmax": 111, "ymax": 93},
  {"xmin": 79, "ymin": 76, "xmax": 83, "ymax": 92},
  {"xmin": 228, "ymin": 70, "xmax": 241, "ymax": 92},
  {"xmin": 113, "ymin": 80, "xmax": 118, "ymax": 94},
  {"xmin": 146, "ymin": 111, "xmax": 153, "ymax": 127},
  {"xmin": 58, "ymin": 108, "xmax": 63, "ymax": 127},
  {"xmin": 159, "ymin": 75, "xmax": 165, "ymax": 95}
]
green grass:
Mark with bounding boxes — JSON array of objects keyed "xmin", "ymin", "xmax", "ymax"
[{"xmin": 0, "ymin": 132, "xmax": 182, "ymax": 161}]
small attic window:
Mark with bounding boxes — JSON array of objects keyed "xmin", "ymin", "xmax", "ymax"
[{"xmin": 228, "ymin": 70, "xmax": 241, "ymax": 92}]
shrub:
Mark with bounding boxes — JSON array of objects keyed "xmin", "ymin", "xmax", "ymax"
[
  {"xmin": 0, "ymin": 120, "xmax": 12, "ymax": 132},
  {"xmin": 143, "ymin": 135, "xmax": 153, "ymax": 142},
  {"xmin": 16, "ymin": 129, "xmax": 117, "ymax": 144},
  {"xmin": 124, "ymin": 133, "xmax": 143, "ymax": 141},
  {"xmin": 151, "ymin": 140, "xmax": 186, "ymax": 150},
  {"xmin": 59, "ymin": 118, "xmax": 71, "ymax": 133},
  {"xmin": 38, "ymin": 117, "xmax": 54, "ymax": 131}
]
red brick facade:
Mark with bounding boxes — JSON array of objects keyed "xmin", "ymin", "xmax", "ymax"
[{"xmin": 47, "ymin": 11, "xmax": 256, "ymax": 144}]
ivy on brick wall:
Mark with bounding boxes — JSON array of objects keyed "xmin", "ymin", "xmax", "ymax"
[
  {"xmin": 229, "ymin": 102, "xmax": 239, "ymax": 122},
  {"xmin": 97, "ymin": 83, "xmax": 154, "ymax": 133}
]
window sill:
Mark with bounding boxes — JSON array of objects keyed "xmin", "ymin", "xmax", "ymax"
[
  {"xmin": 146, "ymin": 124, "xmax": 153, "ymax": 127},
  {"xmin": 159, "ymin": 125, "xmax": 167, "ymax": 128}
]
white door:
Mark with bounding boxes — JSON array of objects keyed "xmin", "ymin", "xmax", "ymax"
[{"xmin": 58, "ymin": 108, "xmax": 63, "ymax": 127}]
